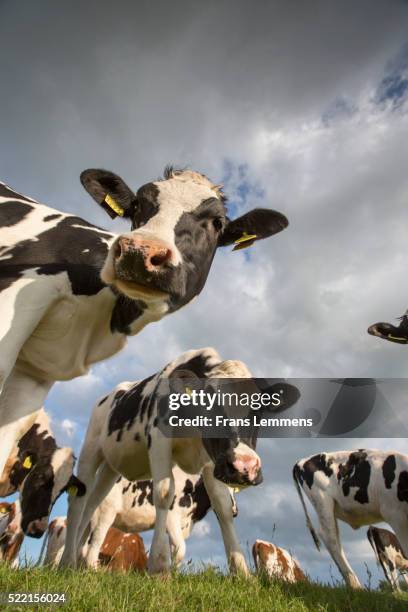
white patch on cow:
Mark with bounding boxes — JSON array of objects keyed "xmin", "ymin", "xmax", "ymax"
[{"xmin": 50, "ymin": 448, "xmax": 75, "ymax": 504}]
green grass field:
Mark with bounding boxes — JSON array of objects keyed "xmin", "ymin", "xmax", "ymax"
[{"xmin": 0, "ymin": 566, "xmax": 407, "ymax": 612}]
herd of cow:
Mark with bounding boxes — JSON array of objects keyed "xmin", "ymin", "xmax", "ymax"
[{"xmin": 0, "ymin": 167, "xmax": 407, "ymax": 591}]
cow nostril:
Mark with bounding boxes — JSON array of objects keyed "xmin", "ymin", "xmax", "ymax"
[{"xmin": 150, "ymin": 249, "xmax": 171, "ymax": 268}]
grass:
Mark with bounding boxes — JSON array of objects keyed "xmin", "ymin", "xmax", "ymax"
[{"xmin": 0, "ymin": 565, "xmax": 407, "ymax": 612}]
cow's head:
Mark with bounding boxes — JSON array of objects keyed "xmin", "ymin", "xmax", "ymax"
[
  {"xmin": 18, "ymin": 448, "xmax": 85, "ymax": 537},
  {"xmin": 81, "ymin": 167, "xmax": 288, "ymax": 311},
  {"xmin": 0, "ymin": 501, "xmax": 23, "ymax": 562}
]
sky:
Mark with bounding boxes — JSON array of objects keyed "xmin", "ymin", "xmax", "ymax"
[{"xmin": 1, "ymin": 0, "xmax": 408, "ymax": 587}]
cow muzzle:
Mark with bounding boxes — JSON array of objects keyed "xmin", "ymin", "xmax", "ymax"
[
  {"xmin": 214, "ymin": 452, "xmax": 263, "ymax": 488},
  {"xmin": 25, "ymin": 517, "xmax": 48, "ymax": 538},
  {"xmin": 113, "ymin": 235, "xmax": 174, "ymax": 298}
]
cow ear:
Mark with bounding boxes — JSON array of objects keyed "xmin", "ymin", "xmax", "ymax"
[
  {"xmin": 80, "ymin": 169, "xmax": 136, "ymax": 220},
  {"xmin": 64, "ymin": 475, "xmax": 86, "ymax": 498},
  {"xmin": 21, "ymin": 451, "xmax": 37, "ymax": 471},
  {"xmin": 168, "ymin": 369, "xmax": 201, "ymax": 395},
  {"xmin": 218, "ymin": 208, "xmax": 288, "ymax": 250}
]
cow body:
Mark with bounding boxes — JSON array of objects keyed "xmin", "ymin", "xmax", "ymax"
[
  {"xmin": 0, "ymin": 408, "xmax": 78, "ymax": 537},
  {"xmin": 60, "ymin": 348, "xmax": 267, "ymax": 575},
  {"xmin": 0, "ymin": 171, "xmax": 288, "ymax": 483},
  {"xmin": 293, "ymin": 449, "xmax": 408, "ymax": 589},
  {"xmin": 367, "ymin": 526, "xmax": 408, "ymax": 591},
  {"xmin": 252, "ymin": 539, "xmax": 307, "ymax": 583},
  {"xmin": 0, "ymin": 501, "xmax": 23, "ymax": 567}
]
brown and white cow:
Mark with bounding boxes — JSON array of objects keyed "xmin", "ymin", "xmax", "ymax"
[
  {"xmin": 0, "ymin": 170, "xmax": 289, "ymax": 481},
  {"xmin": 0, "ymin": 408, "xmax": 81, "ymax": 537},
  {"xmin": 43, "ymin": 518, "xmax": 147, "ymax": 572},
  {"xmin": 98, "ymin": 527, "xmax": 147, "ymax": 573},
  {"xmin": 293, "ymin": 449, "xmax": 408, "ymax": 589},
  {"xmin": 0, "ymin": 501, "xmax": 24, "ymax": 567},
  {"xmin": 367, "ymin": 526, "xmax": 408, "ymax": 591},
  {"xmin": 252, "ymin": 539, "xmax": 307, "ymax": 583},
  {"xmin": 60, "ymin": 348, "xmax": 299, "ymax": 574}
]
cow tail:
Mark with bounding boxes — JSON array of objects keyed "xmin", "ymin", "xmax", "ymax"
[
  {"xmin": 293, "ymin": 464, "xmax": 321, "ymax": 551},
  {"xmin": 367, "ymin": 527, "xmax": 381, "ymax": 567},
  {"xmin": 35, "ymin": 530, "xmax": 49, "ymax": 567}
]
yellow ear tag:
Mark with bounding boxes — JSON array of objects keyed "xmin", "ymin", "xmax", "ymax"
[
  {"xmin": 233, "ymin": 232, "xmax": 257, "ymax": 252},
  {"xmin": 388, "ymin": 334, "xmax": 408, "ymax": 343},
  {"xmin": 23, "ymin": 456, "xmax": 32, "ymax": 469},
  {"xmin": 104, "ymin": 194, "xmax": 125, "ymax": 217},
  {"xmin": 185, "ymin": 387, "xmax": 193, "ymax": 396},
  {"xmin": 68, "ymin": 485, "xmax": 78, "ymax": 497},
  {"xmin": 0, "ymin": 507, "xmax": 7, "ymax": 513}
]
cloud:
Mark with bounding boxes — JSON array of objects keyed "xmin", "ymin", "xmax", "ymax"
[{"xmin": 2, "ymin": 0, "xmax": 408, "ymax": 586}]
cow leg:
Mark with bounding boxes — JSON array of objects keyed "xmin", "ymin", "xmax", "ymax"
[
  {"xmin": 59, "ymin": 454, "xmax": 104, "ymax": 568},
  {"xmin": 314, "ymin": 497, "xmax": 361, "ymax": 589},
  {"xmin": 0, "ymin": 280, "xmax": 57, "ymax": 393},
  {"xmin": 148, "ymin": 444, "xmax": 174, "ymax": 574},
  {"xmin": 75, "ymin": 466, "xmax": 118, "ymax": 568},
  {"xmin": 201, "ymin": 464, "xmax": 249, "ymax": 576},
  {"xmin": 83, "ymin": 507, "xmax": 116, "ymax": 569},
  {"xmin": 0, "ymin": 368, "xmax": 51, "ymax": 476},
  {"xmin": 166, "ymin": 513, "xmax": 186, "ymax": 566}
]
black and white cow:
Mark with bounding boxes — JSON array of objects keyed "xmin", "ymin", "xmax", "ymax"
[
  {"xmin": 293, "ymin": 450, "xmax": 408, "ymax": 589},
  {"xmin": 368, "ymin": 310, "xmax": 408, "ymax": 344},
  {"xmin": 367, "ymin": 526, "xmax": 408, "ymax": 591},
  {"xmin": 0, "ymin": 169, "xmax": 288, "ymax": 478},
  {"xmin": 84, "ymin": 466, "xmax": 235, "ymax": 568},
  {"xmin": 60, "ymin": 348, "xmax": 299, "ymax": 574},
  {"xmin": 44, "ymin": 466, "xmax": 236, "ymax": 568},
  {"xmin": 0, "ymin": 408, "xmax": 80, "ymax": 537}
]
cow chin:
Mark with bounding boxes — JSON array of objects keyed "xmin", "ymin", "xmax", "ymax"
[
  {"xmin": 213, "ymin": 459, "xmax": 263, "ymax": 488},
  {"xmin": 24, "ymin": 517, "xmax": 48, "ymax": 538}
]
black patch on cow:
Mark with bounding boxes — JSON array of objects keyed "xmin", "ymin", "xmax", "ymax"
[
  {"xmin": 153, "ymin": 417, "xmax": 158, "ymax": 427},
  {"xmin": 0, "ymin": 183, "xmax": 36, "ymax": 203},
  {"xmin": 110, "ymin": 296, "xmax": 145, "ymax": 334},
  {"xmin": 179, "ymin": 479, "xmax": 194, "ymax": 508},
  {"xmin": 43, "ymin": 214, "xmax": 62, "ymax": 222},
  {"xmin": 107, "ymin": 375, "xmax": 156, "ymax": 440},
  {"xmin": 297, "ymin": 454, "xmax": 333, "ymax": 489},
  {"xmin": 382, "ymin": 455, "xmax": 396, "ymax": 489},
  {"xmin": 132, "ymin": 484, "xmax": 137, "ymax": 493},
  {"xmin": 172, "ymin": 353, "xmax": 218, "ymax": 379},
  {"xmin": 337, "ymin": 451, "xmax": 371, "ymax": 504},
  {"xmin": 135, "ymin": 480, "xmax": 153, "ymax": 506},
  {"xmin": 134, "ymin": 432, "xmax": 140, "ymax": 442},
  {"xmin": 397, "ymin": 470, "xmax": 408, "ymax": 503},
  {"xmin": 0, "ymin": 201, "xmax": 33, "ymax": 227},
  {"xmin": 98, "ymin": 395, "xmax": 109, "ymax": 406},
  {"xmin": 147, "ymin": 433, "xmax": 152, "ymax": 448},
  {"xmin": 0, "ymin": 213, "xmax": 110, "ymax": 294},
  {"xmin": 132, "ymin": 183, "xmax": 160, "ymax": 230},
  {"xmin": 9, "ymin": 423, "xmax": 58, "ymax": 491},
  {"xmin": 122, "ymin": 482, "xmax": 132, "ymax": 494},
  {"xmin": 190, "ymin": 477, "xmax": 211, "ymax": 522}
]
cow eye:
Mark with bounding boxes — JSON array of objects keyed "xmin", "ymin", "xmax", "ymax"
[{"xmin": 212, "ymin": 218, "xmax": 223, "ymax": 232}]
